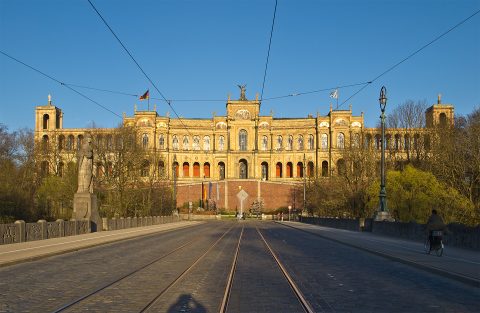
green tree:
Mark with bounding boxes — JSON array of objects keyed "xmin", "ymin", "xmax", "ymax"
[{"xmin": 366, "ymin": 165, "xmax": 477, "ymax": 225}]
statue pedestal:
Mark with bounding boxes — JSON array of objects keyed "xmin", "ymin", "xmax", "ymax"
[
  {"xmin": 374, "ymin": 211, "xmax": 394, "ymax": 222},
  {"xmin": 73, "ymin": 193, "xmax": 102, "ymax": 232}
]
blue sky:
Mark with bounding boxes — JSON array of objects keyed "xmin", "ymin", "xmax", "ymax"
[{"xmin": 1, "ymin": 0, "xmax": 479, "ymax": 131}]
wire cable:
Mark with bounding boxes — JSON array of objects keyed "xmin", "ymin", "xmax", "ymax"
[
  {"xmin": 338, "ymin": 8, "xmax": 480, "ymax": 109},
  {"xmin": 260, "ymin": 0, "xmax": 278, "ymax": 102},
  {"xmin": 87, "ymin": 0, "xmax": 193, "ymax": 135},
  {"xmin": 0, "ymin": 50, "xmax": 122, "ymax": 118}
]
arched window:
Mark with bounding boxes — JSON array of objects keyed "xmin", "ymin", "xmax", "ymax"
[
  {"xmin": 413, "ymin": 134, "xmax": 420, "ymax": 150},
  {"xmin": 142, "ymin": 134, "xmax": 149, "ymax": 149},
  {"xmin": 77, "ymin": 135, "xmax": 84, "ymax": 150},
  {"xmin": 286, "ymin": 162, "xmax": 293, "ymax": 178},
  {"xmin": 261, "ymin": 162, "xmax": 268, "ymax": 180},
  {"xmin": 308, "ymin": 161, "xmax": 314, "ymax": 177},
  {"xmin": 337, "ymin": 133, "xmax": 345, "ymax": 149},
  {"xmin": 158, "ymin": 161, "xmax": 165, "ymax": 177},
  {"xmin": 404, "ymin": 134, "xmax": 410, "ymax": 150},
  {"xmin": 219, "ymin": 136, "xmax": 225, "ymax": 151},
  {"xmin": 276, "ymin": 135, "xmax": 283, "ymax": 150},
  {"xmin": 261, "ymin": 135, "xmax": 268, "ymax": 151},
  {"xmin": 364, "ymin": 134, "xmax": 371, "ymax": 149},
  {"xmin": 287, "ymin": 135, "xmax": 293, "ymax": 150},
  {"xmin": 58, "ymin": 135, "xmax": 65, "ymax": 151},
  {"xmin": 204, "ymin": 163, "xmax": 210, "ymax": 178},
  {"xmin": 42, "ymin": 135, "xmax": 49, "ymax": 152},
  {"xmin": 375, "ymin": 134, "xmax": 381, "ymax": 150},
  {"xmin": 308, "ymin": 134, "xmax": 314, "ymax": 150},
  {"xmin": 385, "ymin": 134, "xmax": 391, "ymax": 150},
  {"xmin": 353, "ymin": 133, "xmax": 360, "ymax": 148},
  {"xmin": 58, "ymin": 162, "xmax": 64, "ymax": 177},
  {"xmin": 297, "ymin": 135, "xmax": 304, "ymax": 150},
  {"xmin": 193, "ymin": 162, "xmax": 200, "ymax": 177},
  {"xmin": 43, "ymin": 114, "xmax": 49, "ymax": 130},
  {"xmin": 394, "ymin": 134, "xmax": 401, "ymax": 150},
  {"xmin": 439, "ymin": 113, "xmax": 447, "ymax": 127},
  {"xmin": 203, "ymin": 136, "xmax": 210, "ymax": 151},
  {"xmin": 239, "ymin": 159, "xmax": 248, "ymax": 179},
  {"xmin": 159, "ymin": 134, "xmax": 165, "ymax": 150},
  {"xmin": 218, "ymin": 162, "xmax": 225, "ymax": 180},
  {"xmin": 67, "ymin": 135, "xmax": 74, "ymax": 151},
  {"xmin": 183, "ymin": 162, "xmax": 190, "ymax": 177},
  {"xmin": 183, "ymin": 136, "xmax": 189, "ymax": 150},
  {"xmin": 193, "ymin": 136, "xmax": 200, "ymax": 150},
  {"xmin": 172, "ymin": 135, "xmax": 179, "ymax": 150},
  {"xmin": 141, "ymin": 160, "xmax": 150, "ymax": 177},
  {"xmin": 276, "ymin": 162, "xmax": 283, "ymax": 178},
  {"xmin": 321, "ymin": 134, "xmax": 328, "ymax": 150},
  {"xmin": 239, "ymin": 130, "xmax": 247, "ymax": 151},
  {"xmin": 322, "ymin": 161, "xmax": 329, "ymax": 177},
  {"xmin": 297, "ymin": 162, "xmax": 304, "ymax": 177},
  {"xmin": 337, "ymin": 159, "xmax": 346, "ymax": 176}
]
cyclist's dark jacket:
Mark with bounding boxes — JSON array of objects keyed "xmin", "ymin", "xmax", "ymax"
[{"xmin": 426, "ymin": 214, "xmax": 446, "ymax": 232}]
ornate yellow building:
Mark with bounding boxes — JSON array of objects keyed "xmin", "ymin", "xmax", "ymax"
[{"xmin": 34, "ymin": 91, "xmax": 454, "ymax": 210}]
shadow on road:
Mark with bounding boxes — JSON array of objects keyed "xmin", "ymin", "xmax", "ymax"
[{"xmin": 167, "ymin": 293, "xmax": 207, "ymax": 313}]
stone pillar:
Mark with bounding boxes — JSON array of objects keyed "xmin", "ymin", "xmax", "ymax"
[
  {"xmin": 73, "ymin": 192, "xmax": 102, "ymax": 232},
  {"xmin": 102, "ymin": 217, "xmax": 109, "ymax": 231},
  {"xmin": 38, "ymin": 220, "xmax": 48, "ymax": 240},
  {"xmin": 56, "ymin": 219, "xmax": 65, "ymax": 237},
  {"xmin": 14, "ymin": 220, "xmax": 26, "ymax": 243}
]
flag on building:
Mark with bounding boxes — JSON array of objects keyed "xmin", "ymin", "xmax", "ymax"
[
  {"xmin": 139, "ymin": 90, "xmax": 149, "ymax": 100},
  {"xmin": 329, "ymin": 89, "xmax": 338, "ymax": 99}
]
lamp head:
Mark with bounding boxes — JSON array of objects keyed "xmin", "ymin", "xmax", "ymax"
[{"xmin": 379, "ymin": 86, "xmax": 387, "ymax": 111}]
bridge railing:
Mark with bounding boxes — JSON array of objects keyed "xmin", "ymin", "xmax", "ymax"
[
  {"xmin": 299, "ymin": 216, "xmax": 480, "ymax": 250},
  {"xmin": 0, "ymin": 215, "xmax": 180, "ymax": 245}
]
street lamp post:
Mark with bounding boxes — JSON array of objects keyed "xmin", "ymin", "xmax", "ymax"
[
  {"xmin": 303, "ymin": 153, "xmax": 306, "ymax": 215},
  {"xmin": 375, "ymin": 86, "xmax": 391, "ymax": 221}
]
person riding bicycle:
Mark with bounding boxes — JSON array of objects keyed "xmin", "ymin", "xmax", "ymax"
[{"xmin": 426, "ymin": 209, "xmax": 447, "ymax": 248}]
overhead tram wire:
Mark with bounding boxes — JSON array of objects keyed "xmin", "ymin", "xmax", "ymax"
[
  {"xmin": 262, "ymin": 81, "xmax": 371, "ymax": 101},
  {"xmin": 56, "ymin": 80, "xmax": 371, "ymax": 105},
  {"xmin": 87, "ymin": 0, "xmax": 193, "ymax": 135},
  {"xmin": 260, "ymin": 0, "xmax": 278, "ymax": 102},
  {"xmin": 0, "ymin": 50, "xmax": 122, "ymax": 119},
  {"xmin": 338, "ymin": 8, "xmax": 480, "ymax": 109}
]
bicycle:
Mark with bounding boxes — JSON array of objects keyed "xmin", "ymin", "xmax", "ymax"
[{"xmin": 424, "ymin": 230, "xmax": 444, "ymax": 257}]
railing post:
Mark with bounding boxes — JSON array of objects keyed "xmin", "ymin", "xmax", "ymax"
[{"xmin": 15, "ymin": 220, "xmax": 26, "ymax": 243}]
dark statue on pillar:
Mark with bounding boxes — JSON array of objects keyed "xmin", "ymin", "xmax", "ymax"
[
  {"xmin": 73, "ymin": 135, "xmax": 102, "ymax": 231},
  {"xmin": 238, "ymin": 84, "xmax": 247, "ymax": 101}
]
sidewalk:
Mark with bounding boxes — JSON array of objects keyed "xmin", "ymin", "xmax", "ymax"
[
  {"xmin": 278, "ymin": 221, "xmax": 480, "ymax": 287},
  {"xmin": 0, "ymin": 221, "xmax": 202, "ymax": 267}
]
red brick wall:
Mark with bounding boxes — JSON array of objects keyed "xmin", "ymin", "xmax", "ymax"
[{"xmin": 176, "ymin": 180, "xmax": 303, "ymax": 213}]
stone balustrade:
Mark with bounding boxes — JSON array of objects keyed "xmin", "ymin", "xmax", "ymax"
[{"xmin": 0, "ymin": 215, "xmax": 180, "ymax": 245}]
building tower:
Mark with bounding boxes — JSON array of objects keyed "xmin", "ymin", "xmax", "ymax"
[{"xmin": 425, "ymin": 94, "xmax": 454, "ymax": 128}]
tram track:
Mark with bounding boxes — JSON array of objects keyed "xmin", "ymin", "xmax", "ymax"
[
  {"xmin": 51, "ymin": 222, "xmax": 234, "ymax": 313},
  {"xmin": 220, "ymin": 223, "xmax": 315, "ymax": 313}
]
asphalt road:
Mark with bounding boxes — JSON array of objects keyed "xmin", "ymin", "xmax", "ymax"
[{"xmin": 0, "ymin": 221, "xmax": 478, "ymax": 313}]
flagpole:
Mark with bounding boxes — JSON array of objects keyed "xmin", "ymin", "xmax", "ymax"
[
  {"xmin": 336, "ymin": 88, "xmax": 339, "ymax": 109},
  {"xmin": 148, "ymin": 95, "xmax": 150, "ymax": 111}
]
